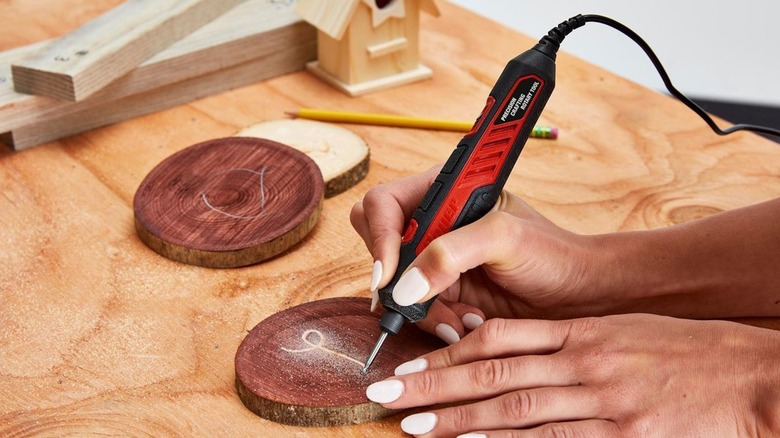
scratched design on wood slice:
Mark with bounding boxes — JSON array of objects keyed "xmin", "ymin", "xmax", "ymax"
[
  {"xmin": 235, "ymin": 297, "xmax": 445, "ymax": 426},
  {"xmin": 133, "ymin": 137, "xmax": 324, "ymax": 268}
]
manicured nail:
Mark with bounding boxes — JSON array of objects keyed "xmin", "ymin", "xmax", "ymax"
[
  {"xmin": 457, "ymin": 434, "xmax": 487, "ymax": 438},
  {"xmin": 401, "ymin": 412, "xmax": 437, "ymax": 435},
  {"xmin": 370, "ymin": 289, "xmax": 379, "ymax": 313},
  {"xmin": 462, "ymin": 313, "xmax": 484, "ymax": 330},
  {"xmin": 435, "ymin": 323, "xmax": 460, "ymax": 344},
  {"xmin": 392, "ymin": 267, "xmax": 430, "ymax": 306},
  {"xmin": 370, "ymin": 260, "xmax": 382, "ymax": 292},
  {"xmin": 394, "ymin": 358, "xmax": 428, "ymax": 376},
  {"xmin": 366, "ymin": 380, "xmax": 403, "ymax": 404}
]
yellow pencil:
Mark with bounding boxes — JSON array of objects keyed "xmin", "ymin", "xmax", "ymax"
[{"xmin": 286, "ymin": 108, "xmax": 558, "ymax": 139}]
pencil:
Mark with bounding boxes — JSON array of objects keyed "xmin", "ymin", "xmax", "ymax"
[{"xmin": 286, "ymin": 108, "xmax": 558, "ymax": 139}]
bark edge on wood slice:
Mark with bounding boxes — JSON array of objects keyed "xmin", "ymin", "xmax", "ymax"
[
  {"xmin": 235, "ymin": 297, "xmax": 445, "ymax": 426},
  {"xmin": 133, "ymin": 137, "xmax": 324, "ymax": 268},
  {"xmin": 236, "ymin": 119, "xmax": 369, "ymax": 197}
]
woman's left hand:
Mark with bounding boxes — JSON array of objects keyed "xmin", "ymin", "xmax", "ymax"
[{"xmin": 366, "ymin": 314, "xmax": 780, "ymax": 437}]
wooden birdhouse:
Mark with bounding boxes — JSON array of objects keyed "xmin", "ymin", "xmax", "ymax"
[{"xmin": 295, "ymin": 0, "xmax": 440, "ymax": 96}]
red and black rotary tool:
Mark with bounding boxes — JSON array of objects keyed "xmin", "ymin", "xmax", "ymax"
[{"xmin": 361, "ymin": 16, "xmax": 587, "ymax": 374}]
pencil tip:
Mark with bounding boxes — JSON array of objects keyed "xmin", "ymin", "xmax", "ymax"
[{"xmin": 284, "ymin": 111, "xmax": 297, "ymax": 118}]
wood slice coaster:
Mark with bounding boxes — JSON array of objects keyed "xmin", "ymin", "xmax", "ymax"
[
  {"xmin": 235, "ymin": 297, "xmax": 445, "ymax": 426},
  {"xmin": 236, "ymin": 119, "xmax": 369, "ymax": 197},
  {"xmin": 133, "ymin": 137, "xmax": 324, "ymax": 268}
]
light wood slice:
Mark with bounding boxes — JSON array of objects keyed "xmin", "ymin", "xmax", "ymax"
[
  {"xmin": 133, "ymin": 137, "xmax": 324, "ymax": 268},
  {"xmin": 236, "ymin": 119, "xmax": 369, "ymax": 197},
  {"xmin": 235, "ymin": 297, "xmax": 445, "ymax": 426}
]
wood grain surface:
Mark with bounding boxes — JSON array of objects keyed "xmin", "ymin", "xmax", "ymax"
[
  {"xmin": 2, "ymin": 1, "xmax": 780, "ymax": 436},
  {"xmin": 134, "ymin": 137, "xmax": 324, "ymax": 268},
  {"xmin": 235, "ymin": 297, "xmax": 444, "ymax": 426}
]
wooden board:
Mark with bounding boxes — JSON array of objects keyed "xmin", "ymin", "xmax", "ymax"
[
  {"xmin": 134, "ymin": 137, "xmax": 324, "ymax": 268},
  {"xmin": 2, "ymin": 41, "xmax": 316, "ymax": 150},
  {"xmin": 0, "ymin": 0, "xmax": 316, "ymax": 149},
  {"xmin": 11, "ymin": 0, "xmax": 242, "ymax": 101},
  {"xmin": 237, "ymin": 119, "xmax": 370, "ymax": 198},
  {"xmin": 235, "ymin": 297, "xmax": 445, "ymax": 426}
]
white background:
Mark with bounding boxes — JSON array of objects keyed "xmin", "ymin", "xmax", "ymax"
[{"xmin": 448, "ymin": 1, "xmax": 780, "ymax": 107}]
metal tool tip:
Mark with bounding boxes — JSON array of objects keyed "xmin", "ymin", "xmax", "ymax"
[{"xmin": 362, "ymin": 330, "xmax": 389, "ymax": 375}]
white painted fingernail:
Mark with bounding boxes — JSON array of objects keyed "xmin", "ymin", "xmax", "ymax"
[
  {"xmin": 370, "ymin": 288, "xmax": 379, "ymax": 313},
  {"xmin": 394, "ymin": 358, "xmax": 428, "ymax": 376},
  {"xmin": 392, "ymin": 267, "xmax": 430, "ymax": 306},
  {"xmin": 366, "ymin": 380, "xmax": 404, "ymax": 404},
  {"xmin": 370, "ymin": 260, "xmax": 382, "ymax": 292},
  {"xmin": 462, "ymin": 313, "xmax": 484, "ymax": 330},
  {"xmin": 457, "ymin": 434, "xmax": 487, "ymax": 438},
  {"xmin": 435, "ymin": 323, "xmax": 460, "ymax": 344},
  {"xmin": 401, "ymin": 412, "xmax": 437, "ymax": 435}
]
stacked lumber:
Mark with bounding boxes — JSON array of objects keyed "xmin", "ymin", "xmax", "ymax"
[{"xmin": 0, "ymin": 0, "xmax": 316, "ymax": 150}]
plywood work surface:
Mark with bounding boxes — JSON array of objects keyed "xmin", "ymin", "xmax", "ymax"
[{"xmin": 1, "ymin": 1, "xmax": 780, "ymax": 436}]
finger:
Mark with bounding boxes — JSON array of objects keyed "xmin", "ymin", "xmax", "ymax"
[
  {"xmin": 350, "ymin": 204, "xmax": 386, "ymax": 312},
  {"xmin": 360, "ymin": 188, "xmax": 404, "ymax": 285},
  {"xmin": 350, "ymin": 201, "xmax": 381, "ymax": 310},
  {"xmin": 360, "ymin": 169, "xmax": 439, "ymax": 290},
  {"xmin": 417, "ymin": 300, "xmax": 485, "ymax": 341},
  {"xmin": 391, "ymin": 211, "xmax": 521, "ymax": 306},
  {"xmin": 397, "ymin": 386, "xmax": 600, "ymax": 437},
  {"xmin": 349, "ymin": 200, "xmax": 372, "ymax": 250},
  {"xmin": 378, "ymin": 356, "xmax": 574, "ymax": 408},
  {"xmin": 423, "ymin": 318, "xmax": 569, "ymax": 371},
  {"xmin": 467, "ymin": 420, "xmax": 620, "ymax": 438},
  {"xmin": 416, "ymin": 299, "xmax": 466, "ymax": 345},
  {"xmin": 370, "ymin": 286, "xmax": 380, "ymax": 313},
  {"xmin": 446, "ymin": 301, "xmax": 486, "ymax": 331}
]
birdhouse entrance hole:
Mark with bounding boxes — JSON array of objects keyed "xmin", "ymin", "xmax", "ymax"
[{"xmin": 375, "ymin": 0, "xmax": 395, "ymax": 9}]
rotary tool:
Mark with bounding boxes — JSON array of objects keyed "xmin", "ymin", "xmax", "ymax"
[{"xmin": 360, "ymin": 16, "xmax": 582, "ymax": 374}]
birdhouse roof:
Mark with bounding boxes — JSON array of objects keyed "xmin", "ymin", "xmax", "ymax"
[{"xmin": 296, "ymin": 0, "xmax": 440, "ymax": 40}]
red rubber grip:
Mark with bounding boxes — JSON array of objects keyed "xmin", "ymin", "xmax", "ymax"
[{"xmin": 417, "ymin": 75, "xmax": 545, "ymax": 253}]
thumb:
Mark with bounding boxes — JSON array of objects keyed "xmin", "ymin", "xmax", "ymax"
[{"xmin": 391, "ymin": 211, "xmax": 517, "ymax": 306}]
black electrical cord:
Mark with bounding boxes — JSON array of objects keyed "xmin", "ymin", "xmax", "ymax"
[{"xmin": 540, "ymin": 14, "xmax": 780, "ymax": 139}]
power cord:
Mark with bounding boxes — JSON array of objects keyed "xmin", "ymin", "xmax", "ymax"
[{"xmin": 537, "ymin": 14, "xmax": 780, "ymax": 139}]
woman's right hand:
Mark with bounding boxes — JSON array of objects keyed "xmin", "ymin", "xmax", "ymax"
[{"xmin": 350, "ymin": 165, "xmax": 614, "ymax": 342}]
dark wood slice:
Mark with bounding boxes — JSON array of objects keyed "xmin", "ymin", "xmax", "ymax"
[
  {"xmin": 235, "ymin": 297, "xmax": 445, "ymax": 426},
  {"xmin": 133, "ymin": 137, "xmax": 324, "ymax": 268}
]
